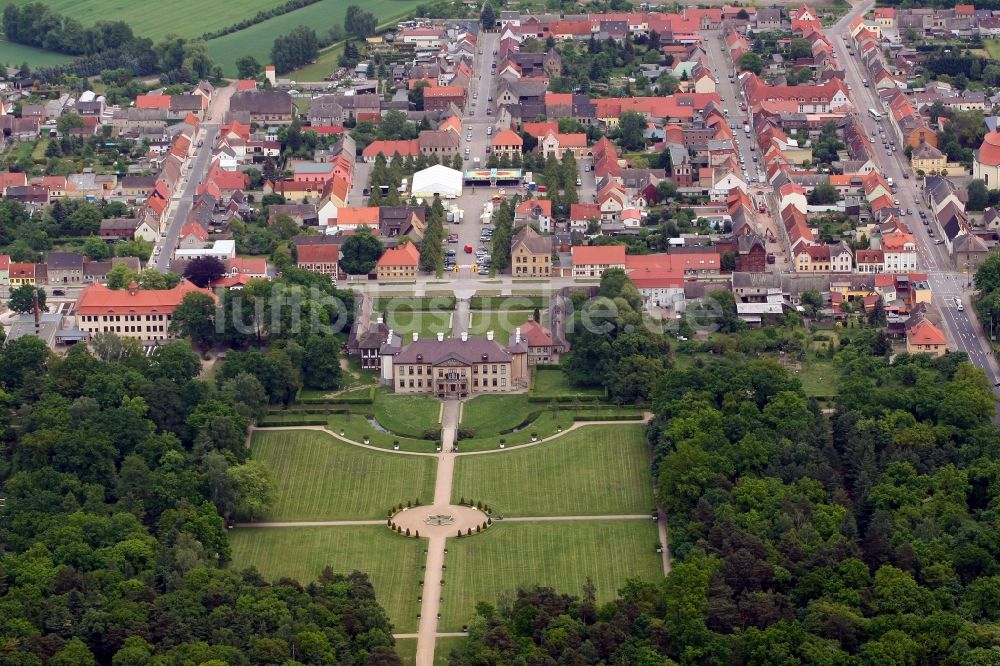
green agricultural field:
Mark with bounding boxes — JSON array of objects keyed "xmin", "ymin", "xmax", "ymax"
[
  {"xmin": 468, "ymin": 310, "xmax": 533, "ymax": 339},
  {"xmin": 438, "ymin": 520, "xmax": 663, "ymax": 632},
  {"xmin": 6, "ymin": 0, "xmax": 283, "ymax": 41},
  {"xmin": 373, "ymin": 392, "xmax": 441, "ymax": 437},
  {"xmin": 452, "ymin": 424, "xmax": 654, "ymax": 516},
  {"xmin": 229, "ymin": 526, "xmax": 424, "ymax": 631},
  {"xmin": 206, "ymin": 0, "xmax": 426, "ymax": 75},
  {"xmin": 381, "ymin": 310, "xmax": 453, "ymax": 341},
  {"xmin": 533, "ymin": 368, "xmax": 605, "ymax": 397},
  {"xmin": 0, "ymin": 39, "xmax": 73, "ymax": 68},
  {"xmin": 251, "ymin": 430, "xmax": 436, "ymax": 519},
  {"xmin": 461, "ymin": 394, "xmax": 530, "ymax": 434}
]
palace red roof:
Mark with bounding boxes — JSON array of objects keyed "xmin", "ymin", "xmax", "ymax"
[{"xmin": 977, "ymin": 131, "xmax": 1000, "ymax": 167}]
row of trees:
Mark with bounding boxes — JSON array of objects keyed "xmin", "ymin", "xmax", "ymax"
[{"xmin": 418, "ymin": 197, "xmax": 447, "ymax": 275}]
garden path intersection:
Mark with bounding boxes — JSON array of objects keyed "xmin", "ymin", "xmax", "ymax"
[{"xmin": 238, "ymin": 410, "xmax": 662, "ymax": 665}]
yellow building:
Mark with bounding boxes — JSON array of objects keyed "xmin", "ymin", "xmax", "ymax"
[
  {"xmin": 911, "ymin": 141, "xmax": 946, "ymax": 175},
  {"xmin": 510, "ymin": 226, "xmax": 551, "ymax": 277},
  {"xmin": 375, "ymin": 242, "xmax": 420, "ymax": 280}
]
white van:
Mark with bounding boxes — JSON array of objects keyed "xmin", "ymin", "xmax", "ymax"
[{"xmin": 956, "ymin": 297, "xmax": 964, "ymax": 311}]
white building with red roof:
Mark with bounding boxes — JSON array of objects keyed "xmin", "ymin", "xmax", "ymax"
[
  {"xmin": 75, "ymin": 279, "xmax": 212, "ymax": 342},
  {"xmin": 571, "ymin": 245, "xmax": 626, "ymax": 277},
  {"xmin": 973, "ymin": 130, "xmax": 1000, "ymax": 188}
]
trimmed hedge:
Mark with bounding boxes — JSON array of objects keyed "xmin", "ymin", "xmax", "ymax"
[
  {"xmin": 528, "ymin": 394, "xmax": 611, "ymax": 403},
  {"xmin": 572, "ymin": 413, "xmax": 643, "ymax": 422},
  {"xmin": 498, "ymin": 411, "xmax": 542, "ymax": 435},
  {"xmin": 258, "ymin": 418, "xmax": 328, "ymax": 427},
  {"xmin": 469, "ymin": 296, "xmax": 547, "ymax": 310},
  {"xmin": 300, "ymin": 386, "xmax": 376, "ymax": 405}
]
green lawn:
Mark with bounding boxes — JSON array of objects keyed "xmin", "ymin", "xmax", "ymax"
[
  {"xmin": 468, "ymin": 310, "xmax": 533, "ymax": 339},
  {"xmin": 794, "ymin": 359, "xmax": 839, "ymax": 397},
  {"xmin": 456, "ymin": 406, "xmax": 640, "ymax": 452},
  {"xmin": 381, "ymin": 310, "xmax": 453, "ymax": 341},
  {"xmin": 395, "ymin": 639, "xmax": 416, "ymax": 664},
  {"xmin": 326, "ymin": 411, "xmax": 439, "ymax": 452},
  {"xmin": 289, "ymin": 43, "xmax": 345, "ymax": 82},
  {"xmin": 0, "ymin": 38, "xmax": 74, "ymax": 68},
  {"xmin": 985, "ymin": 39, "xmax": 1000, "ymax": 61},
  {"xmin": 206, "ymin": 0, "xmax": 426, "ymax": 75},
  {"xmin": 439, "ymin": 520, "xmax": 663, "ymax": 632},
  {"xmin": 6, "ymin": 0, "xmax": 283, "ymax": 41},
  {"xmin": 533, "ymin": 368, "xmax": 606, "ymax": 397},
  {"xmin": 251, "ymin": 429, "xmax": 436, "ymax": 520},
  {"xmin": 460, "ymin": 394, "xmax": 530, "ymax": 434},
  {"xmin": 434, "ymin": 638, "xmax": 466, "ymax": 664},
  {"xmin": 451, "ymin": 425, "xmax": 654, "ymax": 516},
  {"xmin": 373, "ymin": 392, "xmax": 441, "ymax": 436},
  {"xmin": 229, "ymin": 526, "xmax": 424, "ymax": 632}
]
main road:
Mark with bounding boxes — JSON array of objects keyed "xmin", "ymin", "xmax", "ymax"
[
  {"xmin": 152, "ymin": 83, "xmax": 235, "ymax": 272},
  {"xmin": 827, "ymin": 1, "xmax": 999, "ymax": 388}
]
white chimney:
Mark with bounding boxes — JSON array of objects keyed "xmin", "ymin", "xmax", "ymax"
[
  {"xmin": 377, "ymin": 316, "xmax": 384, "ymax": 324},
  {"xmin": 461, "ymin": 331, "xmax": 468, "ymax": 342},
  {"xmin": 413, "ymin": 332, "xmax": 419, "ymax": 342},
  {"xmin": 486, "ymin": 330, "xmax": 494, "ymax": 341},
  {"xmin": 437, "ymin": 331, "xmax": 444, "ymax": 341},
  {"xmin": 515, "ymin": 327, "xmax": 521, "ymax": 343}
]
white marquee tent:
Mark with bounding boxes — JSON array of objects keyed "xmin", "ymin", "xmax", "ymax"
[{"xmin": 410, "ymin": 164, "xmax": 463, "ymax": 198}]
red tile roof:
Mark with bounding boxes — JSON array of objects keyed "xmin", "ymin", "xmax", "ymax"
[
  {"xmin": 569, "ymin": 203, "xmax": 601, "ymax": 221},
  {"xmin": 136, "ymin": 94, "xmax": 171, "ymax": 110},
  {"xmin": 571, "ymin": 245, "xmax": 626, "ymax": 266},
  {"xmin": 77, "ymin": 279, "xmax": 211, "ymax": 314},
  {"xmin": 377, "ymin": 242, "xmax": 420, "ymax": 267},
  {"xmin": 181, "ymin": 223, "xmax": 208, "ymax": 240},
  {"xmin": 907, "ymin": 319, "xmax": 946, "ymax": 346},
  {"xmin": 297, "ymin": 244, "xmax": 340, "ymax": 264}
]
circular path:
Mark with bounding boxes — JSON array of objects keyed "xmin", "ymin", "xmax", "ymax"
[{"xmin": 392, "ymin": 504, "xmax": 488, "ymax": 537}]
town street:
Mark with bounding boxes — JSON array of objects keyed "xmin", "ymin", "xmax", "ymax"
[{"xmin": 825, "ymin": 0, "xmax": 1000, "ymax": 391}]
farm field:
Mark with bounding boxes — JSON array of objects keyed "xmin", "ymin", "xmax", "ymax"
[
  {"xmin": 229, "ymin": 526, "xmax": 424, "ymax": 632},
  {"xmin": 438, "ymin": 520, "xmax": 663, "ymax": 632},
  {"xmin": 251, "ymin": 430, "xmax": 436, "ymax": 520},
  {"xmin": 206, "ymin": 0, "xmax": 426, "ymax": 75},
  {"xmin": 451, "ymin": 424, "xmax": 654, "ymax": 516},
  {"xmin": 373, "ymin": 392, "xmax": 441, "ymax": 437},
  {"xmin": 0, "ymin": 39, "xmax": 73, "ymax": 67},
  {"xmin": 468, "ymin": 310, "xmax": 533, "ymax": 339},
  {"xmin": 5, "ymin": 0, "xmax": 283, "ymax": 41}
]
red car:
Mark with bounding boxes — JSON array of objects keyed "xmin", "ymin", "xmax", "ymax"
[{"xmin": 464, "ymin": 244, "xmax": 474, "ymax": 254}]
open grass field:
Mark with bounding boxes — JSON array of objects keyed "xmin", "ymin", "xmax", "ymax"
[
  {"xmin": 533, "ymin": 368, "xmax": 606, "ymax": 397},
  {"xmin": 457, "ymin": 405, "xmax": 640, "ymax": 452},
  {"xmin": 251, "ymin": 430, "xmax": 436, "ymax": 519},
  {"xmin": 451, "ymin": 425, "xmax": 654, "ymax": 516},
  {"xmin": 438, "ymin": 520, "xmax": 663, "ymax": 632},
  {"xmin": 460, "ymin": 394, "xmax": 529, "ymax": 434},
  {"xmin": 206, "ymin": 0, "xmax": 426, "ymax": 75},
  {"xmin": 0, "ymin": 39, "xmax": 73, "ymax": 68},
  {"xmin": 229, "ymin": 526, "xmax": 424, "ymax": 632},
  {"xmin": 373, "ymin": 392, "xmax": 441, "ymax": 436},
  {"xmin": 792, "ymin": 359, "xmax": 839, "ymax": 397},
  {"xmin": 6, "ymin": 0, "xmax": 284, "ymax": 41},
  {"xmin": 433, "ymin": 638, "xmax": 466, "ymax": 664},
  {"xmin": 985, "ymin": 39, "xmax": 1000, "ymax": 61},
  {"xmin": 380, "ymin": 310, "xmax": 453, "ymax": 341},
  {"xmin": 468, "ymin": 310, "xmax": 533, "ymax": 339}
]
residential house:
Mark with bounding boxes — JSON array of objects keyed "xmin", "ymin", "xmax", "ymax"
[
  {"xmin": 229, "ymin": 91, "xmax": 294, "ymax": 125},
  {"xmin": 510, "ymin": 226, "xmax": 552, "ymax": 277},
  {"xmin": 905, "ymin": 317, "xmax": 947, "ymax": 357},
  {"xmin": 510, "ymin": 319, "xmax": 561, "ymax": 365},
  {"xmin": 491, "ymin": 129, "xmax": 524, "ymax": 160},
  {"xmin": 375, "ymin": 242, "xmax": 420, "ymax": 280},
  {"xmin": 296, "ymin": 243, "xmax": 340, "ymax": 278},
  {"xmin": 571, "ymin": 245, "xmax": 626, "ymax": 277}
]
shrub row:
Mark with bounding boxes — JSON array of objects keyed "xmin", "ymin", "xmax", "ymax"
[
  {"xmin": 572, "ymin": 413, "xmax": 643, "ymax": 422},
  {"xmin": 258, "ymin": 418, "xmax": 328, "ymax": 427},
  {"xmin": 299, "ymin": 386, "xmax": 376, "ymax": 405},
  {"xmin": 266, "ymin": 407, "xmax": 352, "ymax": 415},
  {"xmin": 498, "ymin": 411, "xmax": 542, "ymax": 435},
  {"xmin": 528, "ymin": 393, "xmax": 610, "ymax": 403}
]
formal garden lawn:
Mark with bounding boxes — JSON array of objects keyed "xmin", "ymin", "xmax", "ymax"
[
  {"xmin": 460, "ymin": 394, "xmax": 530, "ymax": 434},
  {"xmin": 532, "ymin": 368, "xmax": 606, "ymax": 397},
  {"xmin": 456, "ymin": 405, "xmax": 641, "ymax": 452},
  {"xmin": 373, "ymin": 391, "xmax": 441, "ymax": 438},
  {"xmin": 438, "ymin": 520, "xmax": 663, "ymax": 632},
  {"xmin": 229, "ymin": 526, "xmax": 424, "ymax": 632},
  {"xmin": 467, "ymin": 310, "xmax": 533, "ymax": 339},
  {"xmin": 451, "ymin": 424, "xmax": 654, "ymax": 516},
  {"xmin": 324, "ymin": 411, "xmax": 439, "ymax": 452},
  {"xmin": 251, "ymin": 430, "xmax": 436, "ymax": 519},
  {"xmin": 380, "ymin": 310, "xmax": 453, "ymax": 341}
]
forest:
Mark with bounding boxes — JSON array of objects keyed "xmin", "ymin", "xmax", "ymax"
[{"xmin": 448, "ymin": 321, "xmax": 1000, "ymax": 663}]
